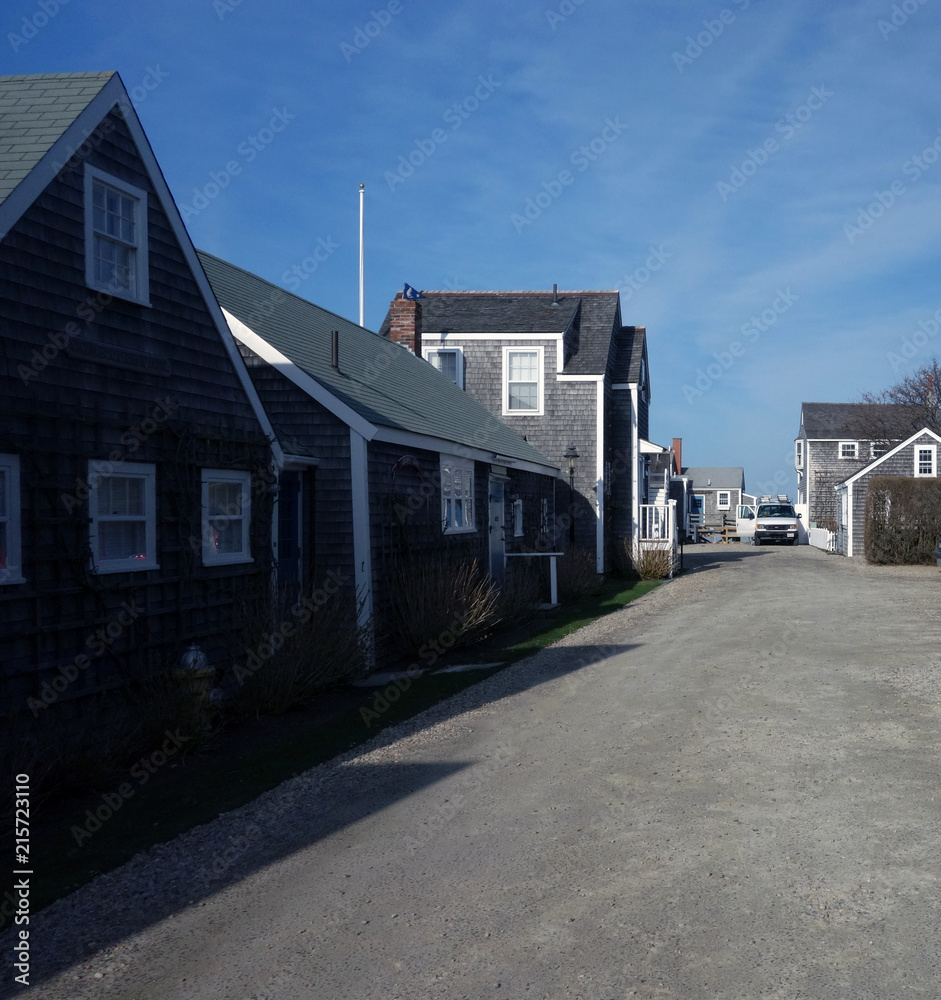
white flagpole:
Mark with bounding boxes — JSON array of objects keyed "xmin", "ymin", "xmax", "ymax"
[{"xmin": 358, "ymin": 183, "xmax": 365, "ymax": 327}]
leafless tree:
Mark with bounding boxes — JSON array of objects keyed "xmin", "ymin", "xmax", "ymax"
[{"xmin": 859, "ymin": 357, "xmax": 941, "ymax": 439}]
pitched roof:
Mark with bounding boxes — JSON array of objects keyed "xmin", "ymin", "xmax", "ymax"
[
  {"xmin": 838, "ymin": 427, "xmax": 941, "ymax": 487},
  {"xmin": 197, "ymin": 252, "xmax": 559, "ymax": 473},
  {"xmin": 0, "ymin": 72, "xmax": 113, "ymax": 203},
  {"xmin": 800, "ymin": 402, "xmax": 924, "ymax": 439},
  {"xmin": 378, "ymin": 290, "xmax": 622, "ymax": 376},
  {"xmin": 681, "ymin": 467, "xmax": 745, "ymax": 490},
  {"xmin": 610, "ymin": 326, "xmax": 646, "ymax": 384}
]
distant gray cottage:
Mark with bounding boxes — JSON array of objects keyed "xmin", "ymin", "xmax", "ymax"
[
  {"xmin": 679, "ymin": 467, "xmax": 746, "ymax": 528},
  {"xmin": 378, "ymin": 288, "xmax": 653, "ymax": 572},
  {"xmin": 836, "ymin": 427, "xmax": 941, "ymax": 557},
  {"xmin": 796, "ymin": 402, "xmax": 925, "ymax": 525}
]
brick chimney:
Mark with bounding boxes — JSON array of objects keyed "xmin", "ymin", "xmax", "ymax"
[
  {"xmin": 388, "ymin": 295, "xmax": 422, "ymax": 355},
  {"xmin": 672, "ymin": 437, "xmax": 682, "ymax": 476}
]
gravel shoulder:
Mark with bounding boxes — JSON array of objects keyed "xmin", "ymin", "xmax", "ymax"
[{"xmin": 9, "ymin": 544, "xmax": 941, "ymax": 999}]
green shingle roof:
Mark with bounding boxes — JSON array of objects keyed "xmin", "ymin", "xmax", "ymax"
[
  {"xmin": 0, "ymin": 72, "xmax": 113, "ymax": 203},
  {"xmin": 197, "ymin": 251, "xmax": 559, "ymax": 473}
]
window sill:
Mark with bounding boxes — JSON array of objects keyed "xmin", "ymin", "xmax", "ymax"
[
  {"xmin": 93, "ymin": 560, "xmax": 159, "ymax": 574},
  {"xmin": 86, "ymin": 282, "xmax": 152, "ymax": 309},
  {"xmin": 443, "ymin": 526, "xmax": 476, "ymax": 535}
]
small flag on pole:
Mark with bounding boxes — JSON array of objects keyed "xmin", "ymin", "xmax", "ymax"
[{"xmin": 403, "ymin": 283, "xmax": 425, "ymax": 300}]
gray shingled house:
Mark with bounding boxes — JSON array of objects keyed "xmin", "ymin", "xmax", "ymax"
[
  {"xmin": 0, "ymin": 73, "xmax": 279, "ymax": 729},
  {"xmin": 378, "ymin": 288, "xmax": 658, "ymax": 573},
  {"xmin": 198, "ymin": 253, "xmax": 561, "ymax": 661},
  {"xmin": 679, "ymin": 466, "xmax": 747, "ymax": 532},
  {"xmin": 796, "ymin": 402, "xmax": 924, "ymax": 526},
  {"xmin": 835, "ymin": 427, "xmax": 941, "ymax": 557}
]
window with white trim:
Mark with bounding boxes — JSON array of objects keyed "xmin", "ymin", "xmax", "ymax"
[
  {"xmin": 513, "ymin": 498, "xmax": 523, "ymax": 537},
  {"xmin": 423, "ymin": 347, "xmax": 464, "ymax": 388},
  {"xmin": 716, "ymin": 490, "xmax": 731, "ymax": 510},
  {"xmin": 441, "ymin": 457, "xmax": 475, "ymax": 533},
  {"xmin": 88, "ymin": 462, "xmax": 158, "ymax": 573},
  {"xmin": 840, "ymin": 488, "xmax": 849, "ymax": 527},
  {"xmin": 795, "ymin": 440, "xmax": 803, "ymax": 469},
  {"xmin": 839, "ymin": 441, "xmax": 858, "ymax": 459},
  {"xmin": 503, "ymin": 347, "xmax": 544, "ymax": 415},
  {"xmin": 0, "ymin": 455, "xmax": 24, "ymax": 584},
  {"xmin": 871, "ymin": 441, "xmax": 889, "ymax": 459},
  {"xmin": 914, "ymin": 444, "xmax": 937, "ymax": 477},
  {"xmin": 202, "ymin": 470, "xmax": 253, "ymax": 565},
  {"xmin": 85, "ymin": 166, "xmax": 150, "ymax": 305}
]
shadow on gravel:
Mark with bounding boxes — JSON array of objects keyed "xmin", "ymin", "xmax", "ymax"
[{"xmin": 25, "ymin": 641, "xmax": 640, "ymax": 987}]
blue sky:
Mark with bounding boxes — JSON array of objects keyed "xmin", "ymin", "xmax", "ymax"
[{"xmin": 6, "ymin": 0, "xmax": 941, "ymax": 495}]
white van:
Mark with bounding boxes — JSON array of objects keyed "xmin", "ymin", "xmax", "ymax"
[{"xmin": 736, "ymin": 503, "xmax": 757, "ymax": 539}]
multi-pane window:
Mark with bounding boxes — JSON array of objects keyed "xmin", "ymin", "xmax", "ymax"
[
  {"xmin": 915, "ymin": 445, "xmax": 937, "ymax": 477},
  {"xmin": 795, "ymin": 440, "xmax": 803, "ymax": 469},
  {"xmin": 513, "ymin": 498, "xmax": 524, "ymax": 537},
  {"xmin": 716, "ymin": 490, "xmax": 731, "ymax": 510},
  {"xmin": 0, "ymin": 455, "xmax": 23, "ymax": 584},
  {"xmin": 85, "ymin": 167, "xmax": 149, "ymax": 304},
  {"xmin": 424, "ymin": 348, "xmax": 463, "ymax": 388},
  {"xmin": 839, "ymin": 441, "xmax": 858, "ymax": 459},
  {"xmin": 88, "ymin": 463, "xmax": 157, "ymax": 573},
  {"xmin": 201, "ymin": 470, "xmax": 252, "ymax": 565},
  {"xmin": 503, "ymin": 347, "xmax": 543, "ymax": 414},
  {"xmin": 441, "ymin": 457, "xmax": 475, "ymax": 533}
]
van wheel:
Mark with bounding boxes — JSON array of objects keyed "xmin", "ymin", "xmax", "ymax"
[{"xmin": 754, "ymin": 537, "xmax": 761, "ymax": 546}]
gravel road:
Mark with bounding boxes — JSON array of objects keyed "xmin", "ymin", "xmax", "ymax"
[{"xmin": 11, "ymin": 543, "xmax": 941, "ymax": 999}]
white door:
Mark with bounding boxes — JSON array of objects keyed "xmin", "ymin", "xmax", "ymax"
[{"xmin": 736, "ymin": 503, "xmax": 756, "ymax": 538}]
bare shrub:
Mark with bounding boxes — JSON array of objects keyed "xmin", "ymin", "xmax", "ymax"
[
  {"xmin": 386, "ymin": 553, "xmax": 499, "ymax": 656},
  {"xmin": 557, "ymin": 547, "xmax": 599, "ymax": 599},
  {"xmin": 228, "ymin": 586, "xmax": 367, "ymax": 718},
  {"xmin": 497, "ymin": 560, "xmax": 544, "ymax": 621},
  {"xmin": 634, "ymin": 545, "xmax": 674, "ymax": 580},
  {"xmin": 865, "ymin": 476, "xmax": 941, "ymax": 564}
]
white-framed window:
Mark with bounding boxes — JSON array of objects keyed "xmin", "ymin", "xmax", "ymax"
[
  {"xmin": 795, "ymin": 439, "xmax": 803, "ymax": 469},
  {"xmin": 423, "ymin": 347, "xmax": 464, "ymax": 388},
  {"xmin": 502, "ymin": 347, "xmax": 544, "ymax": 415},
  {"xmin": 88, "ymin": 462, "xmax": 158, "ymax": 573},
  {"xmin": 513, "ymin": 498, "xmax": 523, "ymax": 537},
  {"xmin": 441, "ymin": 456, "xmax": 475, "ymax": 533},
  {"xmin": 0, "ymin": 455, "xmax": 24, "ymax": 585},
  {"xmin": 914, "ymin": 444, "xmax": 937, "ymax": 478},
  {"xmin": 84, "ymin": 165, "xmax": 150, "ymax": 305},
  {"xmin": 840, "ymin": 488, "xmax": 849, "ymax": 527},
  {"xmin": 716, "ymin": 490, "xmax": 731, "ymax": 510},
  {"xmin": 201, "ymin": 470, "xmax": 253, "ymax": 565},
  {"xmin": 871, "ymin": 441, "xmax": 889, "ymax": 459},
  {"xmin": 839, "ymin": 441, "xmax": 858, "ymax": 459}
]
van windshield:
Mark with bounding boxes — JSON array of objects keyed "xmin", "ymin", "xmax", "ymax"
[{"xmin": 757, "ymin": 504, "xmax": 795, "ymax": 518}]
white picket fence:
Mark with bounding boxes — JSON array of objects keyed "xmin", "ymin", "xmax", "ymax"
[
  {"xmin": 808, "ymin": 525, "xmax": 836, "ymax": 552},
  {"xmin": 638, "ymin": 501, "xmax": 678, "ymax": 576}
]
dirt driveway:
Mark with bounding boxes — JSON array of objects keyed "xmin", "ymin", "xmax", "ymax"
[{"xmin": 20, "ymin": 544, "xmax": 941, "ymax": 999}]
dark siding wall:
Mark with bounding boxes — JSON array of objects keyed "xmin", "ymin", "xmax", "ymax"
[
  {"xmin": 605, "ymin": 384, "xmax": 634, "ymax": 569},
  {"xmin": 0, "ymin": 109, "xmax": 272, "ymax": 729},
  {"xmin": 806, "ymin": 440, "xmax": 878, "ymax": 525},
  {"xmin": 695, "ymin": 488, "xmax": 742, "ymax": 527},
  {"xmin": 237, "ymin": 347, "xmax": 355, "ymax": 591}
]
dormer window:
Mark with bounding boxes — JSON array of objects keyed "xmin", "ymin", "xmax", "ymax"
[
  {"xmin": 503, "ymin": 347, "xmax": 544, "ymax": 415},
  {"xmin": 84, "ymin": 166, "xmax": 150, "ymax": 306}
]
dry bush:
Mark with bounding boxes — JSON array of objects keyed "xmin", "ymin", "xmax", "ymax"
[
  {"xmin": 228, "ymin": 586, "xmax": 368, "ymax": 718},
  {"xmin": 386, "ymin": 552, "xmax": 499, "ymax": 656},
  {"xmin": 557, "ymin": 547, "xmax": 600, "ymax": 599},
  {"xmin": 634, "ymin": 545, "xmax": 674, "ymax": 580},
  {"xmin": 497, "ymin": 560, "xmax": 544, "ymax": 621},
  {"xmin": 865, "ymin": 476, "xmax": 941, "ymax": 565}
]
